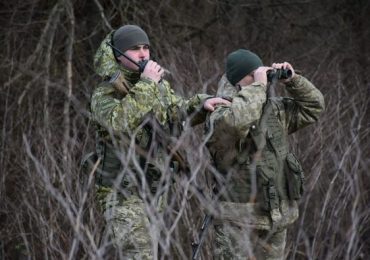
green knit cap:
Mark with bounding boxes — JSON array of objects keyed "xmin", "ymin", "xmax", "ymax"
[
  {"xmin": 226, "ymin": 49, "xmax": 263, "ymax": 85},
  {"xmin": 112, "ymin": 25, "xmax": 150, "ymax": 57}
]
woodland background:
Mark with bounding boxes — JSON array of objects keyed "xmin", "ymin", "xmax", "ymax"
[{"xmin": 1, "ymin": 0, "xmax": 369, "ymax": 259}]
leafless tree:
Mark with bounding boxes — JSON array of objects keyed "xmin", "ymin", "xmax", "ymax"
[{"xmin": 1, "ymin": 0, "xmax": 369, "ymax": 259}]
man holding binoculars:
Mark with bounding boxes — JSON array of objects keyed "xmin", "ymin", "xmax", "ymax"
[{"xmin": 205, "ymin": 49, "xmax": 325, "ymax": 259}]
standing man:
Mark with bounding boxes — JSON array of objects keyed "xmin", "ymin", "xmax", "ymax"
[
  {"xmin": 205, "ymin": 49, "xmax": 325, "ymax": 259},
  {"xmin": 90, "ymin": 25, "xmax": 229, "ymax": 259}
]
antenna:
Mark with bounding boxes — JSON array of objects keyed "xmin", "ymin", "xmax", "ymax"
[{"xmin": 106, "ymin": 41, "xmax": 147, "ymax": 72}]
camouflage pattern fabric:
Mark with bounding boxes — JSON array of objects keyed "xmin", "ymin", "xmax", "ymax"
[
  {"xmin": 212, "ymin": 200, "xmax": 298, "ymax": 259},
  {"xmin": 92, "ymin": 30, "xmax": 211, "ymax": 133},
  {"xmin": 97, "ymin": 186, "xmax": 153, "ymax": 259},
  {"xmin": 91, "ymin": 35, "xmax": 213, "ymax": 135},
  {"xmin": 91, "ymin": 31, "xmax": 213, "ymax": 257},
  {"xmin": 214, "ymin": 223, "xmax": 287, "ymax": 260},
  {"xmin": 213, "ymin": 200, "xmax": 299, "ymax": 231},
  {"xmin": 91, "ymin": 77, "xmax": 210, "ymax": 134},
  {"xmin": 204, "ymin": 74, "xmax": 267, "ymax": 173},
  {"xmin": 210, "ymin": 74, "xmax": 325, "ymax": 139},
  {"xmin": 93, "ymin": 31, "xmax": 121, "ymax": 79},
  {"xmin": 208, "ymin": 75, "xmax": 267, "ymax": 139},
  {"xmin": 206, "ymin": 74, "xmax": 325, "ymax": 259}
]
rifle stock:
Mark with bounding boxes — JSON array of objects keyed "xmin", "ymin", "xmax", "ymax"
[{"xmin": 191, "ymin": 214, "xmax": 213, "ymax": 260}]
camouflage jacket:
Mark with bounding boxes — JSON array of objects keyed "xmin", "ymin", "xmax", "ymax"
[
  {"xmin": 205, "ymin": 74, "xmax": 325, "ymax": 229},
  {"xmin": 90, "ymin": 31, "xmax": 211, "ymax": 189},
  {"xmin": 92, "ymin": 31, "xmax": 211, "ymax": 134},
  {"xmin": 208, "ymin": 74, "xmax": 324, "ymax": 138}
]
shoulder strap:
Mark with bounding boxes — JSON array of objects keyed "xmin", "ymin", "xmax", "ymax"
[
  {"xmin": 249, "ymin": 100, "xmax": 273, "ymax": 152},
  {"xmin": 109, "ymin": 71, "xmax": 130, "ymax": 96}
]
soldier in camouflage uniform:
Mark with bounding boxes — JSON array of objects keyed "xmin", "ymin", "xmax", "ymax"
[
  {"xmin": 204, "ymin": 49, "xmax": 325, "ymax": 259},
  {"xmin": 90, "ymin": 25, "xmax": 230, "ymax": 259}
]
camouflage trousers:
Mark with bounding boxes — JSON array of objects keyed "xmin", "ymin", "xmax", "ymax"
[
  {"xmin": 213, "ymin": 223, "xmax": 287, "ymax": 260},
  {"xmin": 97, "ymin": 186, "xmax": 155, "ymax": 259},
  {"xmin": 212, "ymin": 200, "xmax": 298, "ymax": 260}
]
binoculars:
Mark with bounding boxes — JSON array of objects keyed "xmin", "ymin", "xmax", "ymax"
[{"xmin": 267, "ymin": 68, "xmax": 292, "ymax": 82}]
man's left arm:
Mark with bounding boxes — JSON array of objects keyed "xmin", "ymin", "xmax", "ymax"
[
  {"xmin": 165, "ymin": 83, "xmax": 229, "ymax": 126},
  {"xmin": 283, "ymin": 75, "xmax": 325, "ymax": 134}
]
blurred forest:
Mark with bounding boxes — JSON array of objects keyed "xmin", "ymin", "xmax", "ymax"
[{"xmin": 1, "ymin": 0, "xmax": 369, "ymax": 259}]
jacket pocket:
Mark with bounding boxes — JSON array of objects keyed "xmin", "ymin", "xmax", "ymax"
[
  {"xmin": 285, "ymin": 153, "xmax": 304, "ymax": 200},
  {"xmin": 257, "ymin": 166, "xmax": 279, "ymax": 212}
]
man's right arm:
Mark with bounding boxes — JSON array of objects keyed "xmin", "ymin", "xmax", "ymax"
[
  {"xmin": 207, "ymin": 82, "xmax": 267, "ymax": 139},
  {"xmin": 91, "ymin": 79, "xmax": 161, "ymax": 133}
]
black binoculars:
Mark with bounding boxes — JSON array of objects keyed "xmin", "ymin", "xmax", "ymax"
[{"xmin": 267, "ymin": 68, "xmax": 292, "ymax": 82}]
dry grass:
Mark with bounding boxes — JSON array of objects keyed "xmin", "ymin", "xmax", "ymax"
[{"xmin": 1, "ymin": 0, "xmax": 369, "ymax": 259}]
